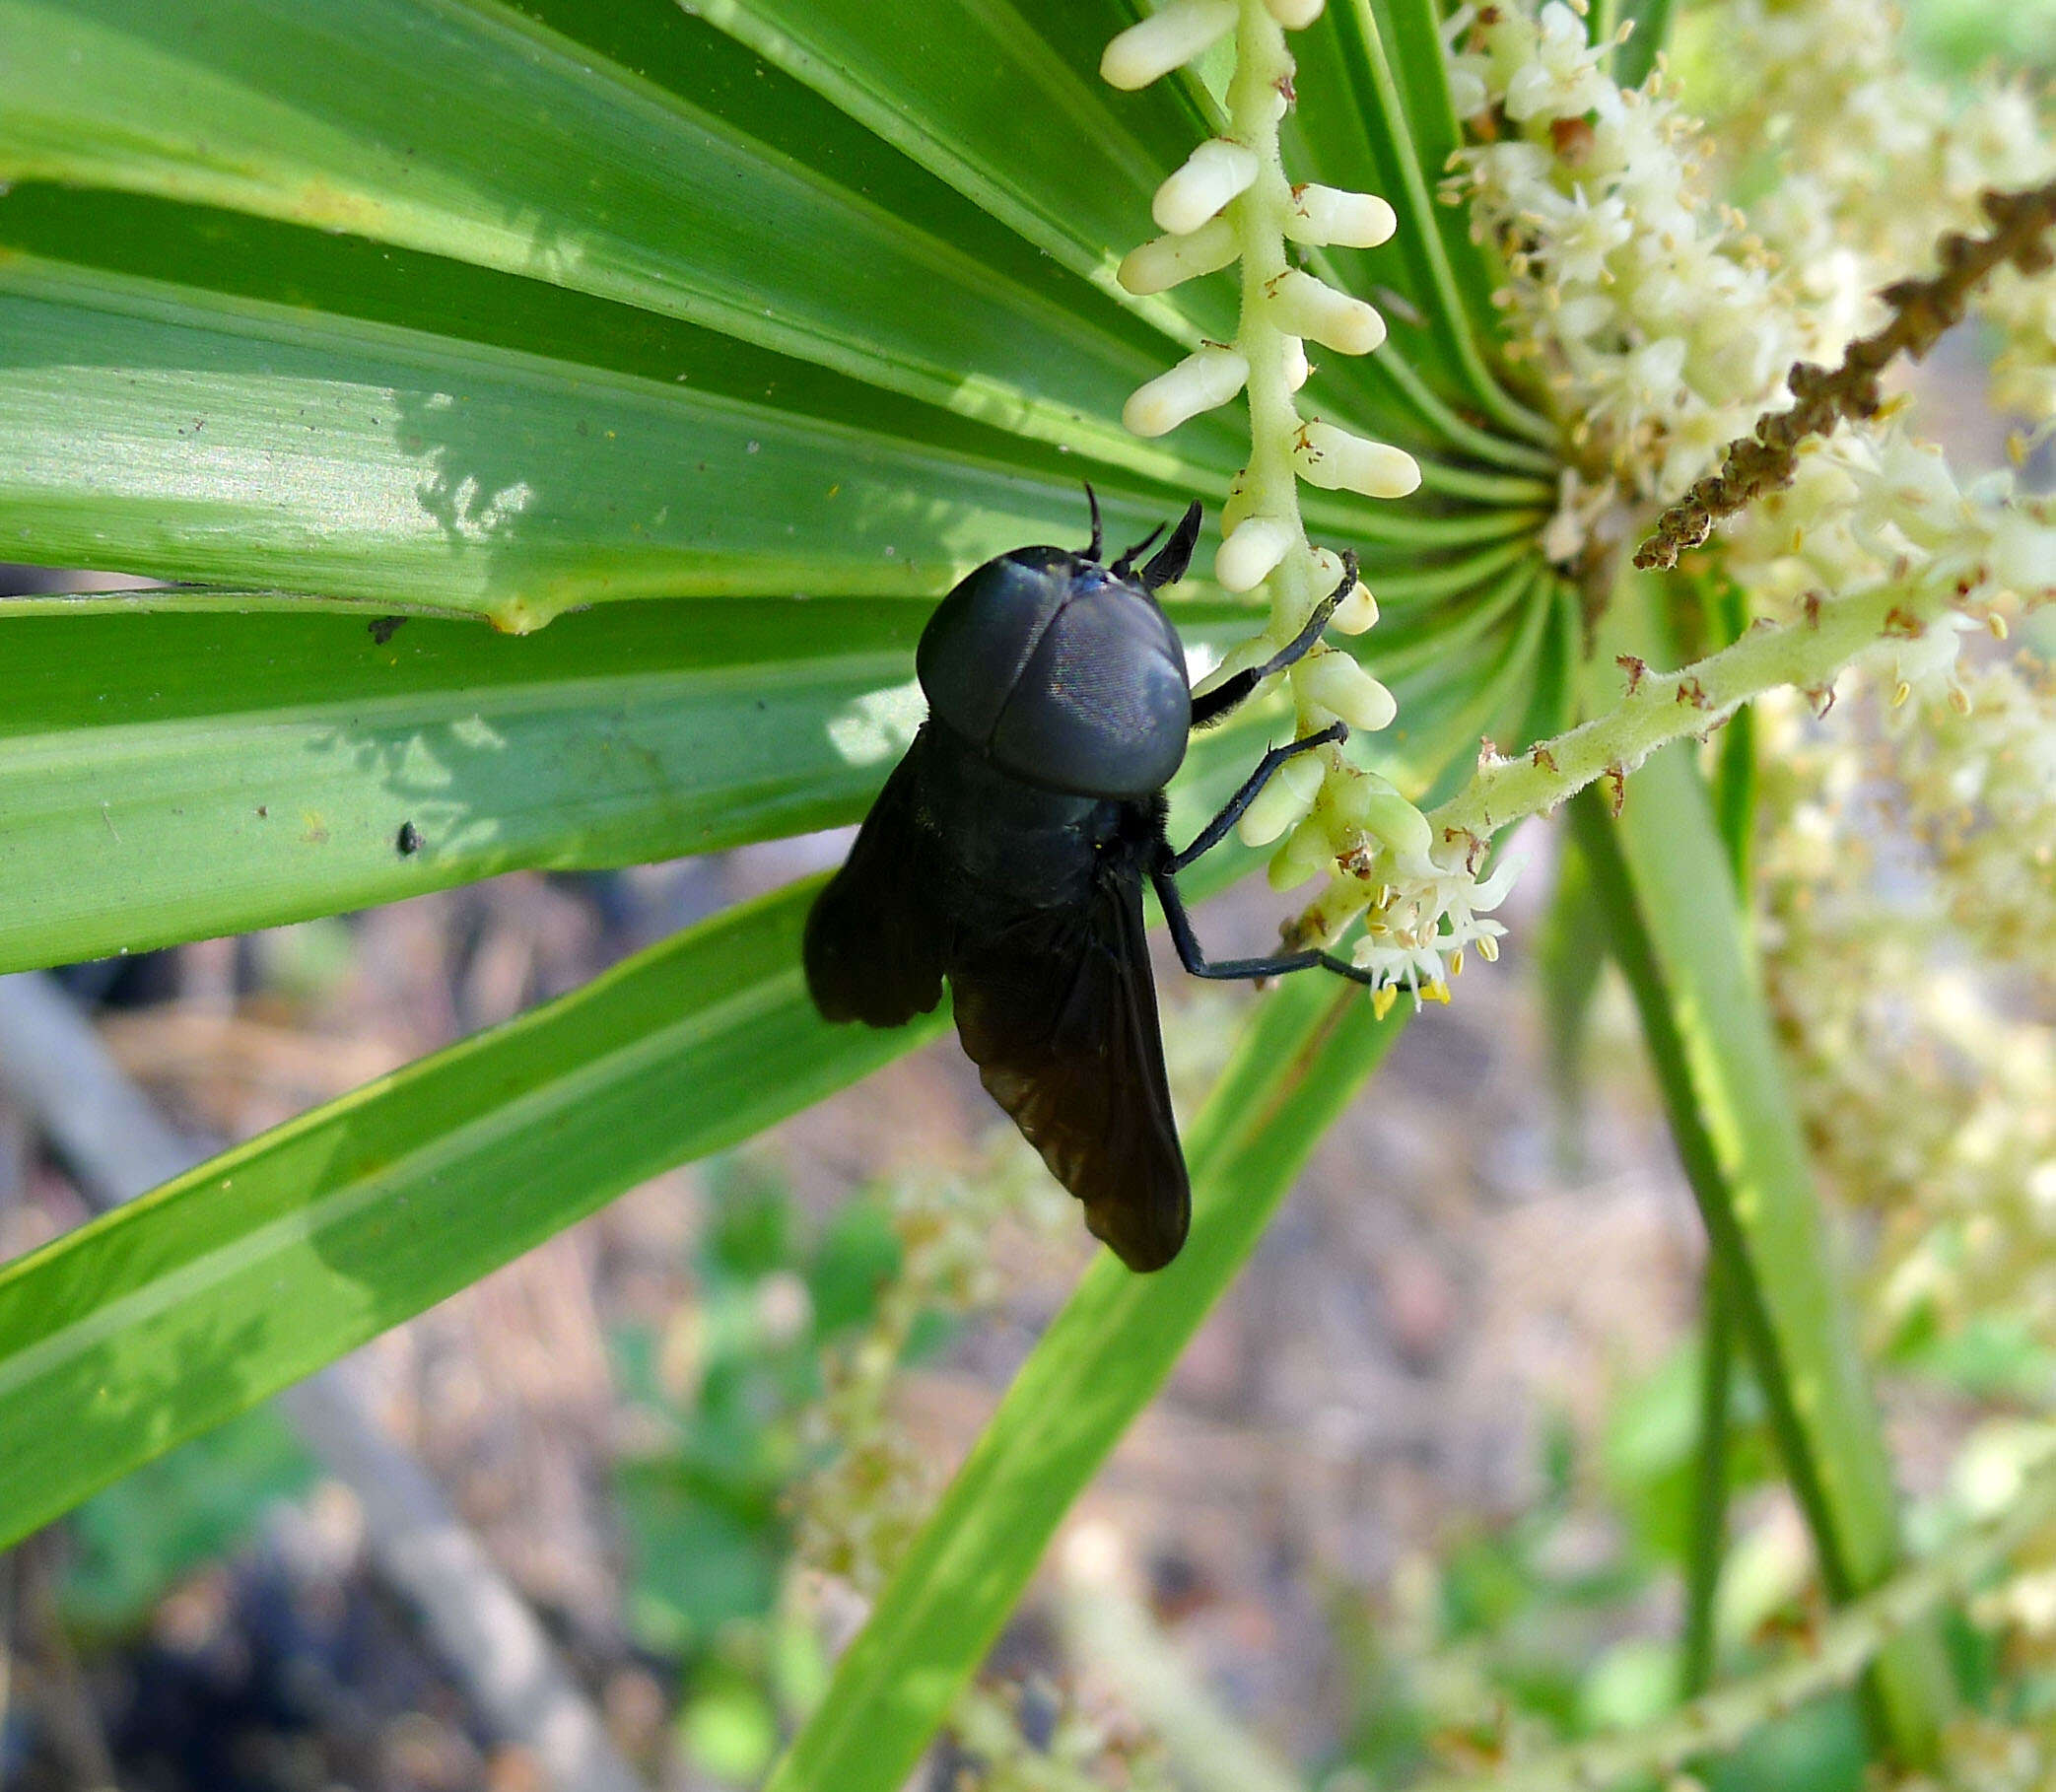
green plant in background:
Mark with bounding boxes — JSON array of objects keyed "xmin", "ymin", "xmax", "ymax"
[
  {"xmin": 611, "ymin": 1160, "xmax": 901, "ymax": 1781},
  {"xmin": 57, "ymin": 1410, "xmax": 315, "ymax": 1636},
  {"xmin": 0, "ymin": 0, "xmax": 2054, "ymax": 1788}
]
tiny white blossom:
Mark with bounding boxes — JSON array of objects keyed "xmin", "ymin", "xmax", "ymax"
[
  {"xmin": 1284, "ymin": 183, "xmax": 1399, "ymax": 248},
  {"xmin": 1503, "ymin": 3, "xmax": 1613, "ymax": 124},
  {"xmin": 1293, "ymin": 649, "xmax": 1398, "ymax": 731},
  {"xmin": 1118, "ymin": 218, "xmax": 1241, "ymax": 295},
  {"xmin": 1154, "ymin": 138, "xmax": 1261, "ymax": 235},
  {"xmin": 1350, "ymin": 854, "xmax": 1523, "ymax": 1003},
  {"xmin": 1270, "ymin": 268, "xmax": 1388, "ymax": 354},
  {"xmin": 1215, "ymin": 516, "xmax": 1296, "ymax": 591},
  {"xmin": 1293, "ymin": 421, "xmax": 1422, "ymax": 497}
]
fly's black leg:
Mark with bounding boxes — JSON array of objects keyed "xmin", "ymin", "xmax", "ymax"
[
  {"xmin": 1151, "ymin": 862, "xmax": 1378, "ymax": 987},
  {"xmin": 1190, "ymin": 549, "xmax": 1359, "ymax": 728},
  {"xmin": 1163, "ymin": 720, "xmax": 1345, "ymax": 875}
]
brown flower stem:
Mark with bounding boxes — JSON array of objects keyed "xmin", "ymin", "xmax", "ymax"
[{"xmin": 1636, "ymin": 176, "xmax": 2056, "ymax": 571}]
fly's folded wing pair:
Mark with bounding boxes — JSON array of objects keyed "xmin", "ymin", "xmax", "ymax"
[
  {"xmin": 948, "ymin": 872, "xmax": 1190, "ymax": 1273},
  {"xmin": 801, "ymin": 749, "xmax": 947, "ymax": 1028},
  {"xmin": 800, "ymin": 760, "xmax": 1189, "ymax": 1273}
]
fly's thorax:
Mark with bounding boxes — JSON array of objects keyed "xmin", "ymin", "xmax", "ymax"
[
  {"xmin": 912, "ymin": 724, "xmax": 1127, "ymax": 909},
  {"xmin": 917, "ymin": 547, "xmax": 1192, "ymax": 801}
]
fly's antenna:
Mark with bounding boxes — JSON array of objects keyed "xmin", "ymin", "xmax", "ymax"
[
  {"xmin": 1081, "ymin": 483, "xmax": 1104, "ymax": 562},
  {"xmin": 1139, "ymin": 501, "xmax": 1203, "ymax": 590},
  {"xmin": 1109, "ymin": 522, "xmax": 1167, "ymax": 580}
]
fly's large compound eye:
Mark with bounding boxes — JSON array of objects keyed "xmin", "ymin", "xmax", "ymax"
[
  {"xmin": 916, "ymin": 550, "xmax": 1072, "ymax": 747},
  {"xmin": 988, "ymin": 583, "xmax": 1189, "ymax": 798}
]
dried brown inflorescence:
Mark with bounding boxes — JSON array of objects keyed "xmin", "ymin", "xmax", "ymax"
[{"xmin": 1634, "ymin": 176, "xmax": 2056, "ymax": 572}]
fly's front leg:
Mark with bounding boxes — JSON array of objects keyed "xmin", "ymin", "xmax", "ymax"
[
  {"xmin": 1164, "ymin": 721, "xmax": 1345, "ymax": 875},
  {"xmin": 1190, "ymin": 549, "xmax": 1359, "ymax": 728}
]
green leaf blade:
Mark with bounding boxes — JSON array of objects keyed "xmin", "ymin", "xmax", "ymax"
[
  {"xmin": 686, "ymin": 0, "xmax": 1233, "ymax": 343},
  {"xmin": 0, "ymin": 598, "xmax": 921, "ymax": 972},
  {"xmin": 0, "ymin": 881, "xmax": 938, "ymax": 1550},
  {"xmin": 1571, "ymin": 753, "xmax": 1952, "ymax": 1764},
  {"xmin": 0, "ymin": 255, "xmax": 1185, "ymax": 621},
  {"xmin": 0, "ymin": 0, "xmax": 1219, "ymax": 473},
  {"xmin": 0, "ymin": 595, "xmax": 1404, "ymax": 971}
]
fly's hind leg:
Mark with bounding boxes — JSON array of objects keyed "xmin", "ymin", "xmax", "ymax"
[
  {"xmin": 1159, "ymin": 548, "xmax": 1371, "ymax": 986},
  {"xmin": 1149, "ymin": 862, "xmax": 1376, "ymax": 987}
]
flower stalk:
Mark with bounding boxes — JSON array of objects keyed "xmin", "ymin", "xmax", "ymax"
[
  {"xmin": 1104, "ymin": 0, "xmax": 1550, "ymax": 1003},
  {"xmin": 1433, "ymin": 580, "xmax": 1986, "ymax": 842}
]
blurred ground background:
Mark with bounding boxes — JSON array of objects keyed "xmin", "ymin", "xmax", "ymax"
[{"xmin": 0, "ymin": 813, "xmax": 1730, "ymax": 1792}]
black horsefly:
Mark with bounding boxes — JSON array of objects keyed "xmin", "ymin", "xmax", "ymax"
[{"xmin": 803, "ymin": 496, "xmax": 1374, "ymax": 1272}]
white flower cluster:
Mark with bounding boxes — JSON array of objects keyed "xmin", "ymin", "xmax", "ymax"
[
  {"xmin": 1240, "ymin": 753, "xmax": 1525, "ymax": 1008},
  {"xmin": 1721, "ymin": 421, "xmax": 2056, "ymax": 707},
  {"xmin": 1446, "ymin": 0, "xmax": 1811, "ymax": 557},
  {"xmin": 1106, "ymin": 0, "xmax": 1522, "ymax": 1005},
  {"xmin": 1706, "ymin": 0, "xmax": 2056, "ymax": 422},
  {"xmin": 1348, "ymin": 845, "xmax": 1520, "ymax": 1010},
  {"xmin": 1105, "ymin": 0, "xmax": 1419, "ymax": 519},
  {"xmin": 1755, "ymin": 691, "xmax": 2056, "ymax": 1375},
  {"xmin": 1896, "ymin": 656, "xmax": 2056, "ymax": 971}
]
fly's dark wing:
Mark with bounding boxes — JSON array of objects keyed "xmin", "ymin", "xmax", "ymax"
[
  {"xmin": 803, "ymin": 744, "xmax": 947, "ymax": 1028},
  {"xmin": 949, "ymin": 866, "xmax": 1189, "ymax": 1271}
]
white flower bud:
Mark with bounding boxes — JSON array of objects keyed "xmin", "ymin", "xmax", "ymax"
[
  {"xmin": 1268, "ymin": 815, "xmax": 1335, "ymax": 891},
  {"xmin": 1270, "ymin": 268, "xmax": 1387, "ymax": 354},
  {"xmin": 1118, "ymin": 217, "xmax": 1241, "ymax": 295},
  {"xmin": 1282, "ymin": 334, "xmax": 1310, "ymax": 390},
  {"xmin": 1238, "ymin": 749, "xmax": 1325, "ymax": 847},
  {"xmin": 1285, "ymin": 184, "xmax": 1399, "ymax": 248},
  {"xmin": 1153, "ymin": 138, "xmax": 1261, "ymax": 235},
  {"xmin": 1293, "ymin": 423, "xmax": 1422, "ymax": 498},
  {"xmin": 1328, "ymin": 578, "xmax": 1380, "ymax": 634},
  {"xmin": 1303, "ymin": 549, "xmax": 1377, "ymax": 634},
  {"xmin": 1194, "ymin": 633, "xmax": 1274, "ymax": 701},
  {"xmin": 1293, "ymin": 649, "xmax": 1398, "ymax": 730},
  {"xmin": 1264, "ymin": 0, "xmax": 1327, "ymax": 26},
  {"xmin": 1358, "ymin": 790, "xmax": 1432, "ymax": 858},
  {"xmin": 1122, "ymin": 345, "xmax": 1250, "ymax": 437},
  {"xmin": 1101, "ymin": 0, "xmax": 1238, "ymax": 89},
  {"xmin": 1215, "ymin": 517, "xmax": 1295, "ymax": 591}
]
